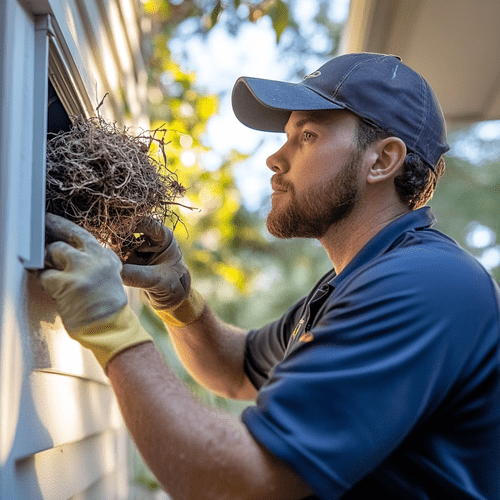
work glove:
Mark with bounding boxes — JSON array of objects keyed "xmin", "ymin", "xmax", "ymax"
[
  {"xmin": 39, "ymin": 213, "xmax": 152, "ymax": 370},
  {"xmin": 121, "ymin": 218, "xmax": 205, "ymax": 327}
]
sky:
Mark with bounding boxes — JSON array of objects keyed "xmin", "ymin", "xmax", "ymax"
[{"xmin": 168, "ymin": 0, "xmax": 351, "ymax": 211}]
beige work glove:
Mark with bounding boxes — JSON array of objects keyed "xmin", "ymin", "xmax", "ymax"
[
  {"xmin": 39, "ymin": 213, "xmax": 152, "ymax": 370},
  {"xmin": 121, "ymin": 218, "xmax": 205, "ymax": 327}
]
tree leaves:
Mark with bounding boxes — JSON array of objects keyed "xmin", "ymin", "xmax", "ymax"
[{"xmin": 268, "ymin": 0, "xmax": 289, "ymax": 42}]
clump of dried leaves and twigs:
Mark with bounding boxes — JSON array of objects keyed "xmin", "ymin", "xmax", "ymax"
[{"xmin": 46, "ymin": 96, "xmax": 190, "ymax": 261}]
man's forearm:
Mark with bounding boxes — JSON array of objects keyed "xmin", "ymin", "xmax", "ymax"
[
  {"xmin": 107, "ymin": 342, "xmax": 312, "ymax": 500},
  {"xmin": 164, "ymin": 303, "xmax": 258, "ymax": 400}
]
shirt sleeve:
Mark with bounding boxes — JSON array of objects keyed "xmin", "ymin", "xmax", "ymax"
[
  {"xmin": 244, "ymin": 296, "xmax": 307, "ymax": 389},
  {"xmin": 242, "ymin": 247, "xmax": 498, "ymax": 499}
]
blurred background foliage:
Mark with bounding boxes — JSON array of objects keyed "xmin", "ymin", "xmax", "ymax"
[
  {"xmin": 131, "ymin": 0, "xmax": 500, "ymax": 492},
  {"xmin": 141, "ymin": 0, "xmax": 341, "ymax": 332}
]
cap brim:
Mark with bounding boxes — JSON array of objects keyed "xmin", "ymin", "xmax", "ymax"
[{"xmin": 232, "ymin": 77, "xmax": 344, "ymax": 132}]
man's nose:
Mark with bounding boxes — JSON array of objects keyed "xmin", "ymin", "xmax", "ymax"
[{"xmin": 266, "ymin": 143, "xmax": 288, "ymax": 173}]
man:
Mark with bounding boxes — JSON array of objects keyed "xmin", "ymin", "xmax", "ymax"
[{"xmin": 39, "ymin": 53, "xmax": 500, "ymax": 499}]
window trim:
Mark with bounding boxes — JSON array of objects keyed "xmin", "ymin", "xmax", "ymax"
[
  {"xmin": 23, "ymin": 13, "xmax": 94, "ymax": 269},
  {"xmin": 22, "ymin": 14, "xmax": 53, "ymax": 269}
]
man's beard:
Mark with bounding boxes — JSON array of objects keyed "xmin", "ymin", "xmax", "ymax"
[{"xmin": 267, "ymin": 151, "xmax": 361, "ymax": 239}]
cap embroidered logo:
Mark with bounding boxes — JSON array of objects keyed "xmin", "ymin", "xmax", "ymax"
[{"xmin": 303, "ymin": 71, "xmax": 321, "ymax": 80}]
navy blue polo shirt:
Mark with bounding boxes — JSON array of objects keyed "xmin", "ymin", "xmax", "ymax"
[{"xmin": 242, "ymin": 207, "xmax": 500, "ymax": 499}]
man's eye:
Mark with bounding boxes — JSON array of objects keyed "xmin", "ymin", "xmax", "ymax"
[{"xmin": 303, "ymin": 132, "xmax": 313, "ymax": 141}]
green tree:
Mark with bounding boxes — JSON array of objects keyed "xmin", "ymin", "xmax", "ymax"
[
  {"xmin": 431, "ymin": 126, "xmax": 500, "ymax": 282},
  {"xmin": 140, "ymin": 0, "xmax": 342, "ymax": 326}
]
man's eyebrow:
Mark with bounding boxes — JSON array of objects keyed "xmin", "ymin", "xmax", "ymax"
[{"xmin": 284, "ymin": 114, "xmax": 323, "ymax": 135}]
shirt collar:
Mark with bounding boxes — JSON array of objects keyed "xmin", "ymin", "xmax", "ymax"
[{"xmin": 329, "ymin": 207, "xmax": 436, "ymax": 286}]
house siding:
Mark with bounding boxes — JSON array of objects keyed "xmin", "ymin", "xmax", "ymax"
[{"xmin": 0, "ymin": 0, "xmax": 149, "ymax": 498}]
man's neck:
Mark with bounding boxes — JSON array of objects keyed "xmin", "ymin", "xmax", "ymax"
[{"xmin": 319, "ymin": 202, "xmax": 410, "ymax": 274}]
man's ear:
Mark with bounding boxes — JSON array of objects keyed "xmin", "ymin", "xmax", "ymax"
[{"xmin": 366, "ymin": 137, "xmax": 406, "ymax": 184}]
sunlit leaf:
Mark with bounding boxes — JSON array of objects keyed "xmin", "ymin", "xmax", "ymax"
[
  {"xmin": 197, "ymin": 95, "xmax": 219, "ymax": 120},
  {"xmin": 143, "ymin": 0, "xmax": 161, "ymax": 15},
  {"xmin": 268, "ymin": 0, "xmax": 288, "ymax": 42},
  {"xmin": 210, "ymin": 1, "xmax": 223, "ymax": 29},
  {"xmin": 215, "ymin": 263, "xmax": 246, "ymax": 288}
]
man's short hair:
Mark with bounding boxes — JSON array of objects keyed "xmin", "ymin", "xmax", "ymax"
[{"xmin": 356, "ymin": 119, "xmax": 446, "ymax": 210}]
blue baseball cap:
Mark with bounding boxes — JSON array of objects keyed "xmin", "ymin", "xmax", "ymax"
[{"xmin": 232, "ymin": 52, "xmax": 449, "ymax": 169}]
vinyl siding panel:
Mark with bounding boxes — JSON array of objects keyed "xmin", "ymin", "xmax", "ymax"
[
  {"xmin": 0, "ymin": 0, "xmax": 149, "ymax": 498},
  {"xmin": 14, "ymin": 371, "xmax": 122, "ymax": 457},
  {"xmin": 46, "ymin": 0, "xmax": 148, "ymax": 126},
  {"xmin": 15, "ymin": 430, "xmax": 128, "ymax": 500}
]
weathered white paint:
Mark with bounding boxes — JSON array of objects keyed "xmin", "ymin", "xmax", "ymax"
[{"xmin": 0, "ymin": 0, "xmax": 149, "ymax": 497}]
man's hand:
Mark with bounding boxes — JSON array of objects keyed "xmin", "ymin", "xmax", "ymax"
[
  {"xmin": 39, "ymin": 213, "xmax": 152, "ymax": 370},
  {"xmin": 41, "ymin": 213, "xmax": 128, "ymax": 331},
  {"xmin": 121, "ymin": 218, "xmax": 191, "ymax": 310}
]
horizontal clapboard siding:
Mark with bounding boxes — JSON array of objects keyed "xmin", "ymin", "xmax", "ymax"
[
  {"xmin": 27, "ymin": 272, "xmax": 110, "ymax": 384},
  {"xmin": 46, "ymin": 0, "xmax": 148, "ymax": 126},
  {"xmin": 68, "ymin": 468, "xmax": 129, "ymax": 500},
  {"xmin": 15, "ymin": 429, "xmax": 128, "ymax": 500},
  {"xmin": 0, "ymin": 0, "xmax": 149, "ymax": 498},
  {"xmin": 14, "ymin": 370, "xmax": 123, "ymax": 459}
]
